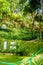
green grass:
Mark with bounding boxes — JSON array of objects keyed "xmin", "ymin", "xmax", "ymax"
[
  {"xmin": 0, "ymin": 54, "xmax": 24, "ymax": 63},
  {"xmin": 0, "ymin": 54, "xmax": 43, "ymax": 65},
  {"xmin": 39, "ymin": 60, "xmax": 43, "ymax": 65}
]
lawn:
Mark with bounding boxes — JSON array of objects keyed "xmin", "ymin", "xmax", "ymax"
[
  {"xmin": 0, "ymin": 54, "xmax": 24, "ymax": 63},
  {"xmin": 0, "ymin": 54, "xmax": 43, "ymax": 65}
]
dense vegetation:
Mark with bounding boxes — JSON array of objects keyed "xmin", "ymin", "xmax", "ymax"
[
  {"xmin": 0, "ymin": 39, "xmax": 43, "ymax": 56},
  {"xmin": 0, "ymin": 0, "xmax": 43, "ymax": 41},
  {"xmin": 0, "ymin": 0, "xmax": 43, "ymax": 65}
]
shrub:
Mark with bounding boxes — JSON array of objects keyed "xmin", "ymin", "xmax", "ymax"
[
  {"xmin": 15, "ymin": 40, "xmax": 43, "ymax": 56},
  {"xmin": 0, "ymin": 39, "xmax": 43, "ymax": 56},
  {"xmin": 0, "ymin": 28, "xmax": 42, "ymax": 40}
]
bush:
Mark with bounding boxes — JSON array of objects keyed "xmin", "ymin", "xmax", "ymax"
[
  {"xmin": 15, "ymin": 40, "xmax": 43, "ymax": 56},
  {"xmin": 0, "ymin": 28, "xmax": 42, "ymax": 40},
  {"xmin": 18, "ymin": 29, "xmax": 38, "ymax": 40},
  {"xmin": 0, "ymin": 39, "xmax": 43, "ymax": 56}
]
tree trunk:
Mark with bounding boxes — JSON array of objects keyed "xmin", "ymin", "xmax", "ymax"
[
  {"xmin": 39, "ymin": 16, "xmax": 42, "ymax": 40},
  {"xmin": 32, "ymin": 14, "xmax": 35, "ymax": 30}
]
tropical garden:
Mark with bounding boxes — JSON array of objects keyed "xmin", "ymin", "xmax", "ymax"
[{"xmin": 0, "ymin": 0, "xmax": 43, "ymax": 65}]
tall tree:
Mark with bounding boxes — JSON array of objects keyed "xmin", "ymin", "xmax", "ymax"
[
  {"xmin": 24, "ymin": 0, "xmax": 41, "ymax": 28},
  {"xmin": 19, "ymin": 0, "xmax": 42, "ymax": 40}
]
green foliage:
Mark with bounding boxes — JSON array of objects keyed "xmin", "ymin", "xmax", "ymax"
[
  {"xmin": 0, "ymin": 0, "xmax": 43, "ymax": 57},
  {"xmin": 0, "ymin": 39, "xmax": 43, "ymax": 56},
  {"xmin": 19, "ymin": 0, "xmax": 41, "ymax": 15},
  {"xmin": 19, "ymin": 0, "xmax": 26, "ymax": 4},
  {"xmin": 0, "ymin": 27, "xmax": 43, "ymax": 40},
  {"xmin": 0, "ymin": 0, "xmax": 10, "ymax": 13},
  {"xmin": 35, "ymin": 15, "xmax": 43, "ymax": 22},
  {"xmin": 29, "ymin": 0, "xmax": 41, "ymax": 11},
  {"xmin": 7, "ymin": 0, "xmax": 19, "ymax": 12}
]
